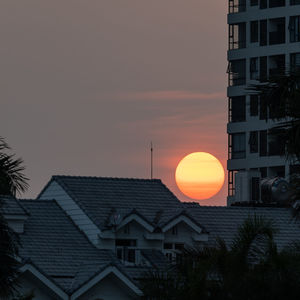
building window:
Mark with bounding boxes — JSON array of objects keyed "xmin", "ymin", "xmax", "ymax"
[
  {"xmin": 250, "ymin": 95, "xmax": 259, "ymax": 116},
  {"xmin": 269, "ymin": 54, "xmax": 285, "ymax": 78},
  {"xmin": 259, "ymin": 96, "xmax": 268, "ymax": 120},
  {"xmin": 289, "ymin": 16, "xmax": 300, "ymax": 42},
  {"xmin": 260, "ymin": 56, "xmax": 268, "ymax": 82},
  {"xmin": 249, "ymin": 131, "xmax": 259, "ymax": 153},
  {"xmin": 291, "ymin": 0, "xmax": 300, "ymax": 5},
  {"xmin": 260, "ymin": 20, "xmax": 268, "ymax": 45},
  {"xmin": 229, "ymin": 0, "xmax": 246, "ymax": 13},
  {"xmin": 116, "ymin": 239, "xmax": 137, "ymax": 264},
  {"xmin": 228, "ymin": 170, "xmax": 239, "ymax": 196},
  {"xmin": 259, "ymin": 130, "xmax": 268, "ymax": 156},
  {"xmin": 229, "ymin": 23, "xmax": 246, "ymax": 49},
  {"xmin": 290, "ymin": 52, "xmax": 300, "ymax": 71},
  {"xmin": 163, "ymin": 243, "xmax": 184, "ymax": 263},
  {"xmin": 227, "ymin": 59, "xmax": 246, "ymax": 86},
  {"xmin": 250, "ymin": 21, "xmax": 259, "ymax": 43},
  {"xmin": 269, "ymin": 18, "xmax": 285, "ymax": 45},
  {"xmin": 269, "ymin": 0, "xmax": 285, "ymax": 7},
  {"xmin": 250, "ymin": 57, "xmax": 259, "ymax": 80},
  {"xmin": 250, "ymin": 0, "xmax": 258, "ymax": 5},
  {"xmin": 229, "ymin": 96, "xmax": 246, "ymax": 122},
  {"xmin": 260, "ymin": 0, "xmax": 268, "ymax": 8},
  {"xmin": 231, "ymin": 133, "xmax": 246, "ymax": 159},
  {"xmin": 268, "ymin": 131, "xmax": 285, "ymax": 156}
]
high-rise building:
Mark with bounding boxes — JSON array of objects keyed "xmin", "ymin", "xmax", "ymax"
[{"xmin": 227, "ymin": 0, "xmax": 300, "ymax": 205}]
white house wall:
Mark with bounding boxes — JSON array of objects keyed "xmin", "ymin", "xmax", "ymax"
[
  {"xmin": 115, "ymin": 220, "xmax": 162, "ymax": 249},
  {"xmin": 38, "ymin": 181, "xmax": 101, "ymax": 246},
  {"xmin": 164, "ymin": 221, "xmax": 200, "ymax": 246}
]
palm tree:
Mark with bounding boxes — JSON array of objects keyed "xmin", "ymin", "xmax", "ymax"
[
  {"xmin": 0, "ymin": 136, "xmax": 29, "ymax": 299},
  {"xmin": 0, "ymin": 137, "xmax": 28, "ymax": 196},
  {"xmin": 249, "ymin": 69, "xmax": 300, "ymax": 162},
  {"xmin": 141, "ymin": 215, "xmax": 300, "ymax": 300}
]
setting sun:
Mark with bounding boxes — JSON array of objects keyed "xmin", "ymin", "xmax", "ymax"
[{"xmin": 175, "ymin": 152, "xmax": 225, "ymax": 200}]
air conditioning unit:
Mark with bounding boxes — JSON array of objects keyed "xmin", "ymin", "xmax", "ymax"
[{"xmin": 235, "ymin": 170, "xmax": 261, "ymax": 203}]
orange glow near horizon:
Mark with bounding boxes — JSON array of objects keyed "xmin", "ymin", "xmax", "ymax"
[{"xmin": 175, "ymin": 152, "xmax": 225, "ymax": 200}]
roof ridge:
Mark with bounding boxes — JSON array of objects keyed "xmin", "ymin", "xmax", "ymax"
[{"xmin": 52, "ymin": 175, "xmax": 162, "ymax": 182}]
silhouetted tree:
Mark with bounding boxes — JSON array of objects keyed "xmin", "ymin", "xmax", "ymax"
[
  {"xmin": 0, "ymin": 137, "xmax": 29, "ymax": 299},
  {"xmin": 0, "ymin": 137, "xmax": 28, "ymax": 196}
]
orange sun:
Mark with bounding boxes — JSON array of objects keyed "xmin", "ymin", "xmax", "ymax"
[{"xmin": 175, "ymin": 152, "xmax": 225, "ymax": 200}]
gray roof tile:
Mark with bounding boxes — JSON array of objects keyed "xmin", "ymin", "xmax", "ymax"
[
  {"xmin": 184, "ymin": 203, "xmax": 300, "ymax": 250},
  {"xmin": 18, "ymin": 200, "xmax": 121, "ymax": 292},
  {"xmin": 0, "ymin": 195, "xmax": 28, "ymax": 215},
  {"xmin": 50, "ymin": 175, "xmax": 185, "ymax": 230}
]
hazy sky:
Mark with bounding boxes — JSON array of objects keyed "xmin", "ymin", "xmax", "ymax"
[{"xmin": 1, "ymin": 1, "xmax": 228, "ymax": 205}]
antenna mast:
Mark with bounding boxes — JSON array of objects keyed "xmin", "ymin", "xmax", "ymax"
[{"xmin": 151, "ymin": 142, "xmax": 153, "ymax": 179}]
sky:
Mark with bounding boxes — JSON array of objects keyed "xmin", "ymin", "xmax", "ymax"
[{"xmin": 1, "ymin": 1, "xmax": 228, "ymax": 205}]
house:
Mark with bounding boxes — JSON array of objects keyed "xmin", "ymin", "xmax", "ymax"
[{"xmin": 2, "ymin": 175, "xmax": 300, "ymax": 299}]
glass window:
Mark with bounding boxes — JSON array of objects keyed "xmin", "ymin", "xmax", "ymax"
[
  {"xmin": 260, "ymin": 20, "xmax": 268, "ymax": 45},
  {"xmin": 290, "ymin": 52, "xmax": 300, "ymax": 71},
  {"xmin": 260, "ymin": 56, "xmax": 268, "ymax": 82},
  {"xmin": 250, "ymin": 57, "xmax": 259, "ymax": 80},
  {"xmin": 232, "ymin": 133, "xmax": 246, "ymax": 159},
  {"xmin": 249, "ymin": 131, "xmax": 259, "ymax": 153},
  {"xmin": 227, "ymin": 59, "xmax": 246, "ymax": 86},
  {"xmin": 269, "ymin": 0, "xmax": 285, "ymax": 7},
  {"xmin": 269, "ymin": 18, "xmax": 285, "ymax": 45},
  {"xmin": 259, "ymin": 95, "xmax": 268, "ymax": 119},
  {"xmin": 259, "ymin": 130, "xmax": 268, "ymax": 156},
  {"xmin": 260, "ymin": 0, "xmax": 268, "ymax": 8},
  {"xmin": 250, "ymin": 21, "xmax": 259, "ymax": 43},
  {"xmin": 289, "ymin": 16, "xmax": 300, "ymax": 42},
  {"xmin": 229, "ymin": 23, "xmax": 246, "ymax": 49},
  {"xmin": 250, "ymin": 0, "xmax": 258, "ymax": 5},
  {"xmin": 250, "ymin": 95, "xmax": 259, "ymax": 116},
  {"xmin": 229, "ymin": 96, "xmax": 246, "ymax": 122},
  {"xmin": 290, "ymin": 0, "xmax": 300, "ymax": 5},
  {"xmin": 229, "ymin": 0, "xmax": 246, "ymax": 13}
]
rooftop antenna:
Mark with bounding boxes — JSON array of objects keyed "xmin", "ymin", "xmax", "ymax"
[{"xmin": 151, "ymin": 141, "xmax": 153, "ymax": 179}]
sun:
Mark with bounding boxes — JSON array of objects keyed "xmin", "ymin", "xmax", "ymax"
[{"xmin": 175, "ymin": 152, "xmax": 225, "ymax": 200}]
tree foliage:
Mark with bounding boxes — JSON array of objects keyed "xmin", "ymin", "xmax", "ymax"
[
  {"xmin": 141, "ymin": 215, "xmax": 300, "ymax": 300},
  {"xmin": 0, "ymin": 137, "xmax": 28, "ymax": 196},
  {"xmin": 0, "ymin": 136, "xmax": 28, "ymax": 298},
  {"xmin": 249, "ymin": 69, "xmax": 300, "ymax": 163}
]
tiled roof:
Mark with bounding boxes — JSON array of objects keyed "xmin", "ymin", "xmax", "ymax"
[
  {"xmin": 50, "ymin": 175, "xmax": 185, "ymax": 230},
  {"xmin": 18, "ymin": 200, "xmax": 122, "ymax": 292},
  {"xmin": 0, "ymin": 195, "xmax": 28, "ymax": 215},
  {"xmin": 184, "ymin": 203, "xmax": 300, "ymax": 250}
]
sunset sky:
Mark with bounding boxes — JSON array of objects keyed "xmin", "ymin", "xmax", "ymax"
[{"xmin": 1, "ymin": 1, "xmax": 228, "ymax": 205}]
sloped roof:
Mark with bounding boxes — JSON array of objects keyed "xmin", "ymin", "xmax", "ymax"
[
  {"xmin": 0, "ymin": 195, "xmax": 28, "ymax": 215},
  {"xmin": 18, "ymin": 199, "xmax": 133, "ymax": 293},
  {"xmin": 46, "ymin": 175, "xmax": 186, "ymax": 230},
  {"xmin": 183, "ymin": 203, "xmax": 300, "ymax": 250}
]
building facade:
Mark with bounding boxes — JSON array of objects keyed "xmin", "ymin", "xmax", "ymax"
[{"xmin": 227, "ymin": 0, "xmax": 300, "ymax": 204}]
